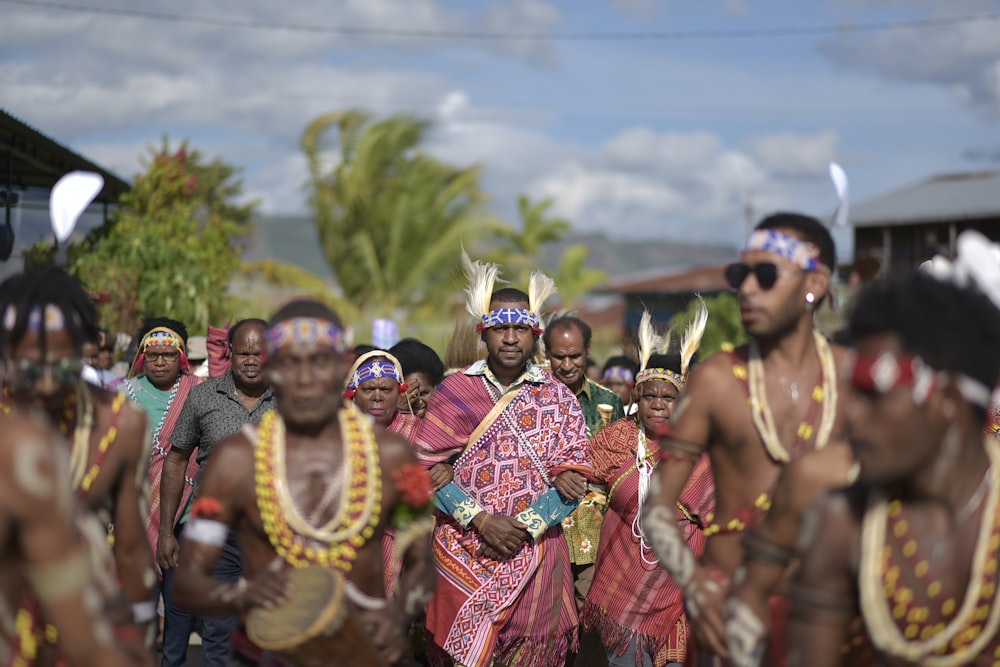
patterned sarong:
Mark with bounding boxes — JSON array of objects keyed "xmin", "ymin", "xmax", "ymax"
[
  {"xmin": 125, "ymin": 372, "xmax": 201, "ymax": 575},
  {"xmin": 583, "ymin": 418, "xmax": 715, "ymax": 666},
  {"xmin": 382, "ymin": 410, "xmax": 422, "ymax": 597},
  {"xmin": 418, "ymin": 368, "xmax": 591, "ymax": 667}
]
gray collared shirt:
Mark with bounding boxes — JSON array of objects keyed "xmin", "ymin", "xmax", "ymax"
[{"xmin": 169, "ymin": 370, "xmax": 275, "ymax": 472}]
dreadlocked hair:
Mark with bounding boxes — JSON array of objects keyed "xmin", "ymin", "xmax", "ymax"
[{"xmin": 0, "ymin": 267, "xmax": 98, "ymax": 352}]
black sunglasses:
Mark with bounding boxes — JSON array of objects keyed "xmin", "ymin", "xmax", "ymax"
[
  {"xmin": 725, "ymin": 262, "xmax": 779, "ymax": 290},
  {"xmin": 4, "ymin": 357, "xmax": 84, "ymax": 386}
]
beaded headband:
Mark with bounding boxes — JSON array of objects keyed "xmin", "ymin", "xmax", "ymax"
[
  {"xmin": 849, "ymin": 351, "xmax": 992, "ymax": 407},
  {"xmin": 140, "ymin": 327, "xmax": 185, "ymax": 352},
  {"xmin": 344, "ymin": 350, "xmax": 407, "ymax": 399},
  {"xmin": 741, "ymin": 229, "xmax": 821, "ymax": 272},
  {"xmin": 265, "ymin": 317, "xmax": 346, "ymax": 356},
  {"xmin": 3, "ymin": 304, "xmax": 68, "ymax": 333},
  {"xmin": 602, "ymin": 366, "xmax": 635, "ymax": 384},
  {"xmin": 636, "ymin": 368, "xmax": 686, "ymax": 390},
  {"xmin": 476, "ymin": 308, "xmax": 542, "ymax": 336}
]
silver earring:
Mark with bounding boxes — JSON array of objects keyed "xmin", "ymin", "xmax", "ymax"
[{"xmin": 806, "ymin": 292, "xmax": 816, "ymax": 304}]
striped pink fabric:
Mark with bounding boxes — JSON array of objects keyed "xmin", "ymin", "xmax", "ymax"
[{"xmin": 583, "ymin": 418, "xmax": 715, "ymax": 665}]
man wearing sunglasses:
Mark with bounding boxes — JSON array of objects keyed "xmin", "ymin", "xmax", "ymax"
[
  {"xmin": 0, "ymin": 267, "xmax": 157, "ymax": 665},
  {"xmin": 641, "ymin": 213, "xmax": 850, "ymax": 666}
]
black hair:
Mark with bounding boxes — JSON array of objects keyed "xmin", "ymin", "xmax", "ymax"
[
  {"xmin": 543, "ymin": 316, "xmax": 593, "ymax": 351},
  {"xmin": 353, "ymin": 344, "xmax": 378, "ymax": 356},
  {"xmin": 228, "ymin": 318, "xmax": 267, "ymax": 346},
  {"xmin": 269, "ymin": 299, "xmax": 343, "ymax": 328},
  {"xmin": 643, "ymin": 352, "xmax": 683, "ymax": 376},
  {"xmin": 490, "ymin": 288, "xmax": 530, "ymax": 305},
  {"xmin": 0, "ymin": 267, "xmax": 99, "ymax": 352},
  {"xmin": 756, "ymin": 212, "xmax": 837, "ymax": 272},
  {"xmin": 135, "ymin": 317, "xmax": 189, "ymax": 347},
  {"xmin": 850, "ymin": 272, "xmax": 1000, "ymax": 420},
  {"xmin": 602, "ymin": 355, "xmax": 638, "ymax": 376},
  {"xmin": 390, "ymin": 338, "xmax": 445, "ymax": 387}
]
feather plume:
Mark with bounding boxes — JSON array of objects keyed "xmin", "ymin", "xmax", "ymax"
[
  {"xmin": 680, "ymin": 296, "xmax": 709, "ymax": 377},
  {"xmin": 462, "ymin": 248, "xmax": 500, "ymax": 319},
  {"xmin": 661, "ymin": 329, "xmax": 673, "ymax": 356},
  {"xmin": 637, "ymin": 310, "xmax": 661, "ymax": 373},
  {"xmin": 528, "ymin": 268, "xmax": 558, "ymax": 315}
]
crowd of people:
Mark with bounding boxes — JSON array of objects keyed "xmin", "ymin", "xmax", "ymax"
[{"xmin": 1, "ymin": 210, "xmax": 1000, "ymax": 667}]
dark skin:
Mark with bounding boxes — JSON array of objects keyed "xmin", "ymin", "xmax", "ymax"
[
  {"xmin": 471, "ymin": 299, "xmax": 588, "ymax": 561},
  {"xmin": 0, "ymin": 410, "xmax": 134, "ymax": 667},
  {"xmin": 642, "ymin": 237, "xmax": 848, "ymax": 659},
  {"xmin": 727, "ymin": 439, "xmax": 855, "ymax": 662},
  {"xmin": 7, "ymin": 329, "xmax": 156, "ymax": 666},
  {"xmin": 158, "ymin": 323, "xmax": 270, "ymax": 571},
  {"xmin": 791, "ymin": 333, "xmax": 992, "ymax": 667},
  {"xmin": 353, "ymin": 376, "xmax": 402, "ymax": 428},
  {"xmin": 398, "ymin": 371, "xmax": 432, "ymax": 419},
  {"xmin": 546, "ymin": 325, "xmax": 588, "ymax": 395},
  {"xmin": 142, "ymin": 343, "xmax": 180, "ymax": 391},
  {"xmin": 230, "ymin": 323, "xmax": 268, "ymax": 412},
  {"xmin": 173, "ymin": 338, "xmax": 437, "ymax": 666}
]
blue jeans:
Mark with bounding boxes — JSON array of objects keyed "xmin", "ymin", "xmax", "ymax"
[
  {"xmin": 162, "ymin": 522, "xmax": 242, "ymax": 667},
  {"xmin": 605, "ymin": 634, "xmax": 682, "ymax": 667},
  {"xmin": 161, "ymin": 522, "xmax": 194, "ymax": 667}
]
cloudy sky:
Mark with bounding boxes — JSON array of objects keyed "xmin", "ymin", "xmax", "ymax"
[{"xmin": 4, "ymin": 0, "xmax": 1000, "ymax": 256}]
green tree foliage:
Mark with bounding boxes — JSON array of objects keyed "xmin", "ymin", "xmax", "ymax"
[
  {"xmin": 487, "ymin": 196, "xmax": 606, "ymax": 310},
  {"xmin": 70, "ymin": 140, "xmax": 254, "ymax": 334},
  {"xmin": 302, "ymin": 110, "xmax": 489, "ymax": 323},
  {"xmin": 669, "ymin": 292, "xmax": 748, "ymax": 358}
]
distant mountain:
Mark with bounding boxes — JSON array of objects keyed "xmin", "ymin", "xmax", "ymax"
[{"xmin": 247, "ymin": 216, "xmax": 737, "ymax": 284}]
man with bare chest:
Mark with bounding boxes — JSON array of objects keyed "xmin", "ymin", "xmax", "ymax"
[
  {"xmin": 0, "ymin": 408, "xmax": 135, "ymax": 667},
  {"xmin": 172, "ymin": 299, "xmax": 437, "ymax": 666},
  {"xmin": 790, "ymin": 245, "xmax": 1000, "ymax": 666},
  {"xmin": 0, "ymin": 268, "xmax": 156, "ymax": 665},
  {"xmin": 641, "ymin": 214, "xmax": 849, "ymax": 666}
]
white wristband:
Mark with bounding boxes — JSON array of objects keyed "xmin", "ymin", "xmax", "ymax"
[
  {"xmin": 132, "ymin": 599, "xmax": 157, "ymax": 624},
  {"xmin": 184, "ymin": 519, "xmax": 228, "ymax": 547}
]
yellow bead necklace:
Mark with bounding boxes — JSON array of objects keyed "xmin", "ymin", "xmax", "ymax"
[
  {"xmin": 859, "ymin": 441, "xmax": 1000, "ymax": 665},
  {"xmin": 255, "ymin": 406, "xmax": 382, "ymax": 571}
]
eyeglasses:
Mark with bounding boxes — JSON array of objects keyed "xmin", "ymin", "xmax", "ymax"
[
  {"xmin": 725, "ymin": 262, "xmax": 780, "ymax": 290},
  {"xmin": 145, "ymin": 351, "xmax": 180, "ymax": 362},
  {"xmin": 4, "ymin": 357, "xmax": 84, "ymax": 386}
]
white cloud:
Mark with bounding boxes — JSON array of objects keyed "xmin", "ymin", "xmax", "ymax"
[
  {"xmin": 526, "ymin": 126, "xmax": 834, "ymax": 243},
  {"xmin": 749, "ymin": 130, "xmax": 840, "ymax": 177},
  {"xmin": 481, "ymin": 0, "xmax": 561, "ymax": 62},
  {"xmin": 818, "ymin": 9, "xmax": 1000, "ymax": 118}
]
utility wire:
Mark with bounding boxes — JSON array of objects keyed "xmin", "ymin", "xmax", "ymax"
[{"xmin": 3, "ymin": 0, "xmax": 1000, "ymax": 40}]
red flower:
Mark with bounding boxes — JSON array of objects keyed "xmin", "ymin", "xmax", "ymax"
[
  {"xmin": 394, "ymin": 463, "xmax": 433, "ymax": 508},
  {"xmin": 190, "ymin": 496, "xmax": 223, "ymax": 520}
]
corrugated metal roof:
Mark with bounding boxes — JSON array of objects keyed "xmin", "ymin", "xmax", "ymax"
[
  {"xmin": 597, "ymin": 263, "xmax": 729, "ymax": 294},
  {"xmin": 852, "ymin": 171, "xmax": 1000, "ymax": 228},
  {"xmin": 0, "ymin": 108, "xmax": 131, "ymax": 202}
]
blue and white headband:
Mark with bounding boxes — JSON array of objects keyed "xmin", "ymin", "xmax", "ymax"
[
  {"xmin": 740, "ymin": 229, "xmax": 823, "ymax": 272},
  {"xmin": 477, "ymin": 308, "xmax": 542, "ymax": 335}
]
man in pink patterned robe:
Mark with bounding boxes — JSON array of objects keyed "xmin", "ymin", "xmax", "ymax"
[{"xmin": 417, "ymin": 288, "xmax": 593, "ymax": 667}]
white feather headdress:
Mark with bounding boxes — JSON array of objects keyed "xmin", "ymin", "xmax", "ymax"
[
  {"xmin": 679, "ymin": 296, "xmax": 709, "ymax": 378},
  {"xmin": 462, "ymin": 249, "xmax": 501, "ymax": 319},
  {"xmin": 528, "ymin": 268, "xmax": 558, "ymax": 317},
  {"xmin": 636, "ymin": 310, "xmax": 671, "ymax": 374}
]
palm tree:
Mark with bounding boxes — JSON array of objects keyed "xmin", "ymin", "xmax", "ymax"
[
  {"xmin": 301, "ymin": 110, "xmax": 490, "ymax": 323},
  {"xmin": 487, "ymin": 195, "xmax": 605, "ymax": 310}
]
